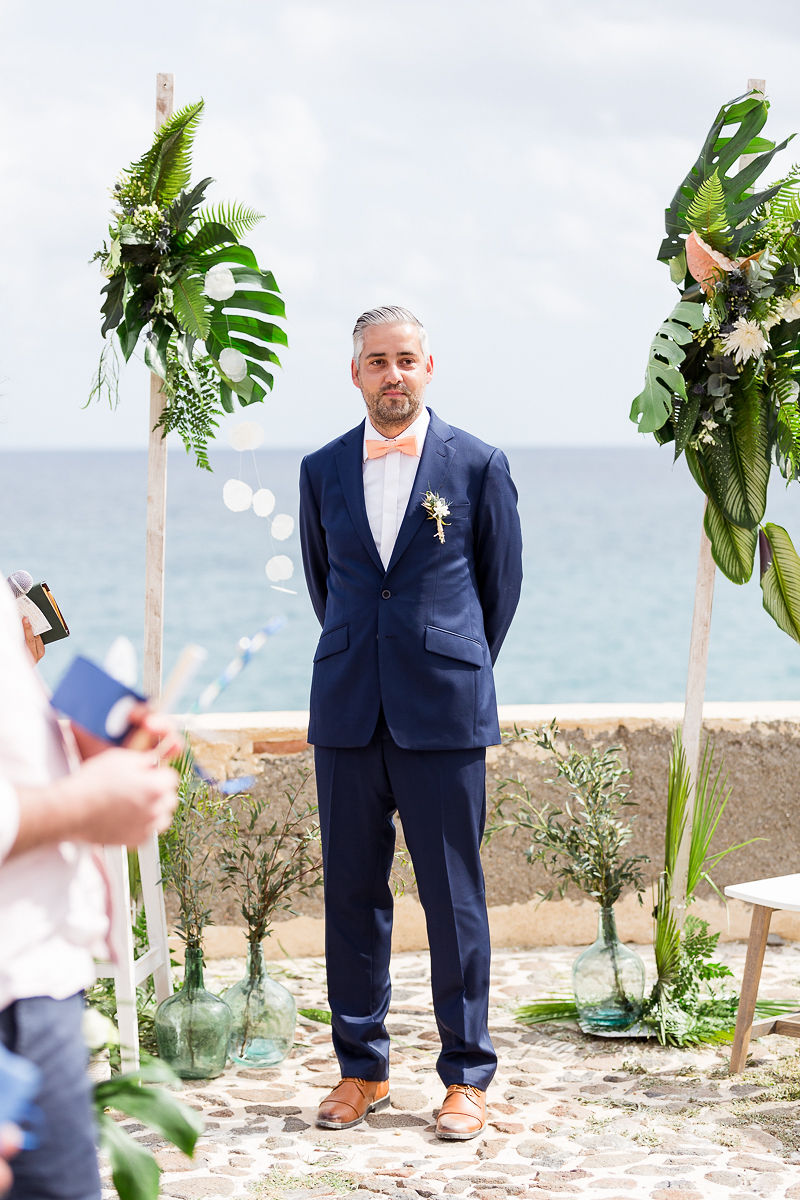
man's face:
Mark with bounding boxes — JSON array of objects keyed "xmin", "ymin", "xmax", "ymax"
[{"xmin": 352, "ymin": 322, "xmax": 433, "ymax": 435}]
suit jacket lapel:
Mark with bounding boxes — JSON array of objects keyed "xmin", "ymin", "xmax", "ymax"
[
  {"xmin": 334, "ymin": 423, "xmax": 385, "ymax": 575},
  {"xmin": 386, "ymin": 409, "xmax": 455, "ymax": 572}
]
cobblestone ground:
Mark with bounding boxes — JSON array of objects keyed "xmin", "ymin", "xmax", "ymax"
[{"xmin": 103, "ymin": 942, "xmax": 800, "ymax": 1200}]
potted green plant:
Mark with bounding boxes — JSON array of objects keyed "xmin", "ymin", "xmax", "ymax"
[
  {"xmin": 491, "ymin": 720, "xmax": 649, "ymax": 1031},
  {"xmin": 155, "ymin": 769, "xmax": 234, "ymax": 1079},
  {"xmin": 219, "ymin": 769, "xmax": 323, "ymax": 1066}
]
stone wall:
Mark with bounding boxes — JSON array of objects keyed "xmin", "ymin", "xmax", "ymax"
[{"xmin": 182, "ymin": 702, "xmax": 800, "ymax": 958}]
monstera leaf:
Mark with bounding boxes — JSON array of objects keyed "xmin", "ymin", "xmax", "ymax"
[
  {"xmin": 759, "ymin": 523, "xmax": 800, "ymax": 642},
  {"xmin": 631, "ymin": 300, "xmax": 705, "ymax": 434},
  {"xmin": 659, "ymin": 91, "xmax": 792, "ymax": 266}
]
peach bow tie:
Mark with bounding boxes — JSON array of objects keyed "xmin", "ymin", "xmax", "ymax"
[{"xmin": 365, "ymin": 435, "xmax": 419, "ymax": 459}]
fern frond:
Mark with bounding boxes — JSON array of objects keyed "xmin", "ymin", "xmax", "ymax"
[
  {"xmin": 775, "ymin": 388, "xmax": 800, "ymax": 477},
  {"xmin": 685, "ymin": 170, "xmax": 731, "ymax": 251},
  {"xmin": 131, "ymin": 99, "xmax": 204, "ymax": 204},
  {"xmin": 195, "ymin": 201, "xmax": 264, "ymax": 240},
  {"xmin": 761, "ymin": 164, "xmax": 800, "ymax": 223},
  {"xmin": 772, "ymin": 362, "xmax": 800, "ymax": 408}
]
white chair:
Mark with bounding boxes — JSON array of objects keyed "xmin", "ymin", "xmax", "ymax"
[
  {"xmin": 724, "ymin": 873, "xmax": 800, "ymax": 1073},
  {"xmin": 94, "ymin": 838, "xmax": 173, "ymax": 1071}
]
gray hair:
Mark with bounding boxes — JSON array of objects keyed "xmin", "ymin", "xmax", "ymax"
[{"xmin": 352, "ymin": 306, "xmax": 430, "ymax": 367}]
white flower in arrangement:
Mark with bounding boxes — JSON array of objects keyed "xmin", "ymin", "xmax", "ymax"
[
  {"xmin": 271, "ymin": 513, "xmax": 294, "ymax": 541},
  {"xmin": 779, "ymin": 292, "xmax": 800, "ymax": 322},
  {"xmin": 222, "ymin": 478, "xmax": 253, "ymax": 512},
  {"xmin": 695, "ymin": 416, "xmax": 719, "ymax": 446},
  {"xmin": 82, "ymin": 1007, "xmax": 119, "ymax": 1053},
  {"xmin": 131, "ymin": 202, "xmax": 161, "ymax": 231},
  {"xmin": 228, "ymin": 421, "xmax": 264, "ymax": 452},
  {"xmin": 266, "ymin": 554, "xmax": 294, "ymax": 582},
  {"xmin": 421, "ymin": 490, "xmax": 451, "ymax": 544},
  {"xmin": 252, "ymin": 488, "xmax": 276, "ymax": 518},
  {"xmin": 720, "ymin": 317, "xmax": 769, "ymax": 366},
  {"xmin": 219, "ymin": 347, "xmax": 248, "ymax": 381},
  {"xmin": 204, "ymin": 264, "xmax": 236, "ymax": 301}
]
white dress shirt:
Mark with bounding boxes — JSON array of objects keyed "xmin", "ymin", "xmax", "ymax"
[
  {"xmin": 0, "ymin": 578, "xmax": 109, "ymax": 1010},
  {"xmin": 362, "ymin": 407, "xmax": 430, "ymax": 570}
]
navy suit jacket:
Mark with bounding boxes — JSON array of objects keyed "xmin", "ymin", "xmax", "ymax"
[{"xmin": 299, "ymin": 408, "xmax": 523, "ymax": 750}]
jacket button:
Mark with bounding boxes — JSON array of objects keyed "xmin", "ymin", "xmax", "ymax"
[{"xmin": 381, "ymin": 589, "xmax": 391, "ymax": 599}]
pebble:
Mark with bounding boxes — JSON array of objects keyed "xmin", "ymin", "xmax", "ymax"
[{"xmin": 100, "ymin": 943, "xmax": 800, "ymax": 1200}]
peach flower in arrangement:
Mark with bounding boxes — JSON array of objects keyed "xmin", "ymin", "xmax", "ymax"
[{"xmin": 684, "ymin": 231, "xmax": 761, "ymax": 294}]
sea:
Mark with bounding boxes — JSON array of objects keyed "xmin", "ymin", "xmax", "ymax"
[{"xmin": 2, "ymin": 445, "xmax": 800, "ymax": 713}]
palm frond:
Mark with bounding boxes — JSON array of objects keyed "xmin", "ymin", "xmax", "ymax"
[
  {"xmin": 685, "ymin": 170, "xmax": 731, "ymax": 251},
  {"xmin": 195, "ymin": 201, "xmax": 264, "ymax": 239},
  {"xmin": 686, "ymin": 742, "xmax": 733, "ymax": 897},
  {"xmin": 131, "ymin": 99, "xmax": 204, "ymax": 204},
  {"xmin": 652, "ymin": 873, "xmax": 681, "ymax": 993},
  {"xmin": 663, "ymin": 729, "xmax": 689, "ymax": 884},
  {"xmin": 515, "ymin": 998, "xmax": 578, "ymax": 1025}
]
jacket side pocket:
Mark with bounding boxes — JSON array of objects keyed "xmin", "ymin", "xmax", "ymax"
[
  {"xmin": 424, "ymin": 624, "xmax": 483, "ymax": 667},
  {"xmin": 314, "ymin": 623, "xmax": 349, "ymax": 662}
]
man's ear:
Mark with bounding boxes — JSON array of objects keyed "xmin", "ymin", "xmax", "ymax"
[
  {"xmin": 426, "ymin": 355, "xmax": 434, "ymax": 382},
  {"xmin": 351, "ymin": 358, "xmax": 361, "ymax": 388}
]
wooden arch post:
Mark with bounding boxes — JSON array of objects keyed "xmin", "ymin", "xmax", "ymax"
[
  {"xmin": 672, "ymin": 77, "xmax": 767, "ymax": 922},
  {"xmin": 143, "ymin": 71, "xmax": 173, "ymax": 699},
  {"xmin": 97, "ymin": 74, "xmax": 176, "ymax": 1069}
]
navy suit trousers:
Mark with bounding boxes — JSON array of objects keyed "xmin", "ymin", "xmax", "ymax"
[{"xmin": 314, "ymin": 717, "xmax": 496, "ymax": 1090}]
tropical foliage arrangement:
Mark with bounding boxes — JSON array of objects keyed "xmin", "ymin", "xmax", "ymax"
[
  {"xmin": 640, "ymin": 730, "xmax": 761, "ymax": 1045},
  {"xmin": 631, "ymin": 90, "xmax": 800, "ymax": 641},
  {"xmin": 496, "ymin": 726, "xmax": 788, "ymax": 1046},
  {"xmin": 92, "ymin": 99, "xmax": 285, "ymax": 469}
]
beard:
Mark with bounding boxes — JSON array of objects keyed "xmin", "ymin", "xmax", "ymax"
[{"xmin": 363, "ymin": 384, "xmax": 424, "ymax": 431}]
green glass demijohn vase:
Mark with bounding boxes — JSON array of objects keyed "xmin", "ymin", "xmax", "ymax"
[
  {"xmin": 572, "ymin": 906, "xmax": 645, "ymax": 1032},
  {"xmin": 155, "ymin": 945, "xmax": 232, "ymax": 1079},
  {"xmin": 223, "ymin": 941, "xmax": 296, "ymax": 1066}
]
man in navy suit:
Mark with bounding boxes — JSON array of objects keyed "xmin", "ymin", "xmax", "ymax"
[{"xmin": 299, "ymin": 306, "xmax": 522, "ymax": 1140}]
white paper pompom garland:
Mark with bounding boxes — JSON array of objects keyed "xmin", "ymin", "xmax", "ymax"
[
  {"xmin": 266, "ymin": 555, "xmax": 293, "ymax": 582},
  {"xmin": 222, "ymin": 422, "xmax": 296, "ymax": 590},
  {"xmin": 204, "ymin": 264, "xmax": 236, "ymax": 301},
  {"xmin": 228, "ymin": 422, "xmax": 264, "ymax": 452},
  {"xmin": 222, "ymin": 479, "xmax": 253, "ymax": 512},
  {"xmin": 219, "ymin": 347, "xmax": 248, "ymax": 382},
  {"xmin": 252, "ymin": 488, "xmax": 276, "ymax": 517}
]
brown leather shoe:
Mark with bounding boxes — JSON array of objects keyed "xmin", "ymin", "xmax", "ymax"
[
  {"xmin": 316, "ymin": 1077, "xmax": 390, "ymax": 1129},
  {"xmin": 435, "ymin": 1084, "xmax": 486, "ymax": 1140}
]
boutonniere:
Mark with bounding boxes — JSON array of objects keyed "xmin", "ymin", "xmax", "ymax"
[{"xmin": 421, "ymin": 489, "xmax": 450, "ymax": 544}]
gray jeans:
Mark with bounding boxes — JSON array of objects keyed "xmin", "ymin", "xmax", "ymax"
[{"xmin": 0, "ymin": 993, "xmax": 100, "ymax": 1200}]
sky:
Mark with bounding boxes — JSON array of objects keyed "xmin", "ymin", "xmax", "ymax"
[{"xmin": 3, "ymin": 0, "xmax": 800, "ymax": 451}]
